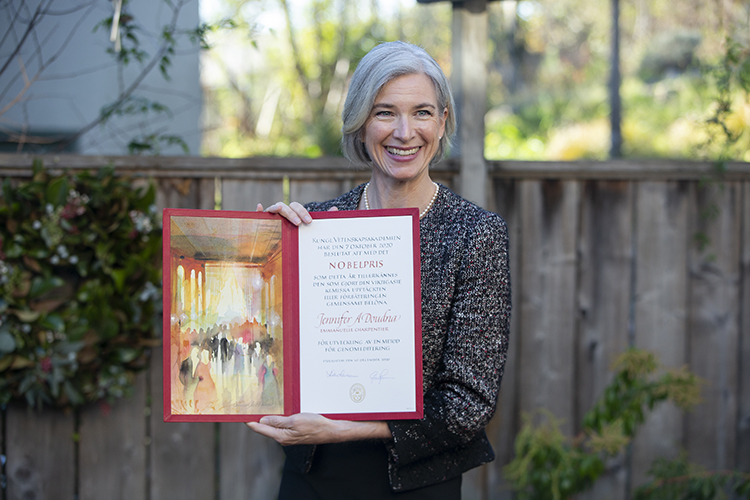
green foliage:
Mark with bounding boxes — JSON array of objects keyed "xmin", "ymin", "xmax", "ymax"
[
  {"xmin": 0, "ymin": 161, "xmax": 162, "ymax": 409},
  {"xmin": 483, "ymin": 1, "xmax": 750, "ymax": 161},
  {"xmin": 504, "ymin": 349, "xmax": 704, "ymax": 500},
  {"xmin": 697, "ymin": 36, "xmax": 750, "ymax": 162},
  {"xmin": 634, "ymin": 453, "xmax": 750, "ymax": 500}
]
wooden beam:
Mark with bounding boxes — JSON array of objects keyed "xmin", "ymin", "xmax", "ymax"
[{"xmin": 451, "ymin": 0, "xmax": 489, "ymax": 208}]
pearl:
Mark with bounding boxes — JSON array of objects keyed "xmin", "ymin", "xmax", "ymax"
[{"xmin": 363, "ymin": 182, "xmax": 439, "ymax": 219}]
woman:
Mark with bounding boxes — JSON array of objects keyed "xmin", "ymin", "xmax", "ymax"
[{"xmin": 248, "ymin": 40, "xmax": 511, "ymax": 499}]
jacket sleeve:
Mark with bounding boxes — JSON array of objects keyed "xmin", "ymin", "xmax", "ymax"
[{"xmin": 386, "ymin": 214, "xmax": 511, "ymax": 467}]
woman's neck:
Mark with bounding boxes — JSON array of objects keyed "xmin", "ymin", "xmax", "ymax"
[{"xmin": 361, "ymin": 175, "xmax": 437, "ymax": 214}]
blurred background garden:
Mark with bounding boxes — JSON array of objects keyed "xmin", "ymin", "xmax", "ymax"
[{"xmin": 198, "ymin": 0, "xmax": 750, "ymax": 162}]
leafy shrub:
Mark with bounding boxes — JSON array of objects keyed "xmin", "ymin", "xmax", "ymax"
[
  {"xmin": 0, "ymin": 160, "xmax": 162, "ymax": 409},
  {"xmin": 504, "ymin": 349, "xmax": 705, "ymax": 500}
]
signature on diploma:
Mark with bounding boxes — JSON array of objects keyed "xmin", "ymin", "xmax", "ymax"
[
  {"xmin": 370, "ymin": 369, "xmax": 395, "ymax": 384},
  {"xmin": 326, "ymin": 369, "xmax": 358, "ymax": 378}
]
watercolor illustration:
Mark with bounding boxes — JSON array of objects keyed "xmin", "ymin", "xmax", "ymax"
[{"xmin": 166, "ymin": 214, "xmax": 284, "ymax": 416}]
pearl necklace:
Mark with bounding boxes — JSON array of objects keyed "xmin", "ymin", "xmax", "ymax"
[{"xmin": 363, "ymin": 182, "xmax": 439, "ymax": 219}]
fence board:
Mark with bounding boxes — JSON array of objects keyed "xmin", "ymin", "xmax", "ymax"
[
  {"xmin": 575, "ymin": 180, "xmax": 634, "ymax": 500},
  {"xmin": 685, "ymin": 182, "xmax": 741, "ymax": 470},
  {"xmin": 218, "ymin": 423, "xmax": 284, "ymax": 500},
  {"xmin": 220, "ymin": 179, "xmax": 284, "ymax": 212},
  {"xmin": 738, "ymin": 183, "xmax": 750, "ymax": 473},
  {"xmin": 291, "ymin": 178, "xmax": 361, "ymax": 206},
  {"xmin": 518, "ymin": 180, "xmax": 579, "ymax": 434},
  {"xmin": 5, "ymin": 404, "xmax": 75, "ymax": 500},
  {"xmin": 149, "ymin": 348, "xmax": 216, "ymax": 500},
  {"xmin": 79, "ymin": 373, "xmax": 148, "ymax": 500},
  {"xmin": 485, "ymin": 178, "xmax": 520, "ymax": 500},
  {"xmin": 631, "ymin": 181, "xmax": 690, "ymax": 487}
]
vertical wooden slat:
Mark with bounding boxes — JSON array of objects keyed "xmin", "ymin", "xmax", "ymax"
[
  {"xmin": 485, "ymin": 178, "xmax": 521, "ymax": 500},
  {"xmin": 156, "ymin": 178, "xmax": 200, "ymax": 211},
  {"xmin": 737, "ymin": 181, "xmax": 750, "ymax": 473},
  {"xmin": 576, "ymin": 180, "xmax": 634, "ymax": 500},
  {"xmin": 291, "ymin": 179, "xmax": 352, "ymax": 206},
  {"xmin": 517, "ymin": 179, "xmax": 579, "ymax": 435},
  {"xmin": 631, "ymin": 181, "xmax": 690, "ymax": 487},
  {"xmin": 149, "ymin": 348, "xmax": 215, "ymax": 500},
  {"xmin": 685, "ymin": 182, "xmax": 741, "ymax": 470},
  {"xmin": 79, "ymin": 373, "xmax": 148, "ymax": 500},
  {"xmin": 219, "ymin": 423, "xmax": 284, "ymax": 500},
  {"xmin": 6, "ymin": 404, "xmax": 75, "ymax": 500}
]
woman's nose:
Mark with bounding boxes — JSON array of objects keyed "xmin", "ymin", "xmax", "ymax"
[{"xmin": 392, "ymin": 116, "xmax": 414, "ymax": 141}]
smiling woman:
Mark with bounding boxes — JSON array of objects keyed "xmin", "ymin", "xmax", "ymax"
[{"xmin": 248, "ymin": 41, "xmax": 511, "ymax": 500}]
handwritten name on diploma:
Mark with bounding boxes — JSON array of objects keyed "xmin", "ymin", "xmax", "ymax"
[
  {"xmin": 326, "ymin": 370, "xmax": 358, "ymax": 378},
  {"xmin": 370, "ymin": 370, "xmax": 395, "ymax": 384},
  {"xmin": 315, "ymin": 310, "xmax": 401, "ymax": 329}
]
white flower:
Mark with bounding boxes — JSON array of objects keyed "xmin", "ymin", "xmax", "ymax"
[
  {"xmin": 32, "ymin": 220, "xmax": 42, "ymax": 230},
  {"xmin": 138, "ymin": 281, "xmax": 158, "ymax": 301},
  {"xmin": 50, "ymin": 255, "xmax": 60, "ymax": 265},
  {"xmin": 69, "ymin": 255, "xmax": 79, "ymax": 264},
  {"xmin": 21, "ymin": 324, "xmax": 31, "ymax": 333},
  {"xmin": 45, "ymin": 203, "xmax": 54, "ymax": 214}
]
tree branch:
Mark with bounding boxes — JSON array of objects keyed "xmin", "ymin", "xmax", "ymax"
[
  {"xmin": 0, "ymin": 0, "xmax": 54, "ymax": 79},
  {"xmin": 55, "ymin": 0, "xmax": 188, "ymax": 152}
]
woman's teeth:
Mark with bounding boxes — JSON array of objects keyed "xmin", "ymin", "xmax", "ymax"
[{"xmin": 387, "ymin": 146, "xmax": 419, "ymax": 156}]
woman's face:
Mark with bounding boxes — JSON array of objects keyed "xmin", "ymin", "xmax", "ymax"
[{"xmin": 362, "ymin": 73, "xmax": 447, "ymax": 185}]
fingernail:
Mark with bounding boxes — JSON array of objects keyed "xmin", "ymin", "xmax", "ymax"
[
  {"xmin": 292, "ymin": 217, "xmax": 301, "ymax": 225},
  {"xmin": 303, "ymin": 215, "xmax": 312, "ymax": 223}
]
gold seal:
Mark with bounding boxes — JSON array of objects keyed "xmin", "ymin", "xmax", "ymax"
[{"xmin": 349, "ymin": 383, "xmax": 366, "ymax": 403}]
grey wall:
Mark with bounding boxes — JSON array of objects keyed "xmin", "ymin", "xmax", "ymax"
[{"xmin": 0, "ymin": 0, "xmax": 202, "ymax": 155}]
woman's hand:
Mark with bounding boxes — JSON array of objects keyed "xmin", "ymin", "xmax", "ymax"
[
  {"xmin": 257, "ymin": 202, "xmax": 338, "ymax": 226},
  {"xmin": 246, "ymin": 413, "xmax": 391, "ymax": 446}
]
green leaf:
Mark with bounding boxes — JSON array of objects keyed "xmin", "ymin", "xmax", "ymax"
[
  {"xmin": 45, "ymin": 177, "xmax": 69, "ymax": 206},
  {"xmin": 110, "ymin": 268, "xmax": 128, "ymax": 293},
  {"xmin": 100, "ymin": 316, "xmax": 120, "ymax": 340},
  {"xmin": 29, "ymin": 276, "xmax": 65, "ymax": 299},
  {"xmin": 0, "ymin": 331, "xmax": 16, "ymax": 353},
  {"xmin": 32, "ymin": 158, "xmax": 44, "ymax": 176},
  {"xmin": 738, "ymin": 58, "xmax": 750, "ymax": 93},
  {"xmin": 63, "ymin": 380, "xmax": 84, "ymax": 406},
  {"xmin": 55, "ymin": 341, "xmax": 84, "ymax": 355},
  {"xmin": 12, "ymin": 310, "xmax": 40, "ymax": 323},
  {"xmin": 40, "ymin": 314, "xmax": 65, "ymax": 333},
  {"xmin": 115, "ymin": 347, "xmax": 141, "ymax": 363}
]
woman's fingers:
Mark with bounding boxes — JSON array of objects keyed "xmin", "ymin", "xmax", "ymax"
[
  {"xmin": 264, "ymin": 201, "xmax": 312, "ymax": 226},
  {"xmin": 246, "ymin": 413, "xmax": 339, "ymax": 446}
]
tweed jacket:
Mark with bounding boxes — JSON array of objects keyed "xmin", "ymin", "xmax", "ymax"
[{"xmin": 286, "ymin": 183, "xmax": 511, "ymax": 492}]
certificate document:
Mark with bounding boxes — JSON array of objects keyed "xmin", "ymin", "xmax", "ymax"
[
  {"xmin": 297, "ymin": 211, "xmax": 422, "ymax": 419},
  {"xmin": 162, "ymin": 208, "xmax": 423, "ymax": 423}
]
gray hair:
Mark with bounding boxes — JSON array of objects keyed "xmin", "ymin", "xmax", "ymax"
[{"xmin": 341, "ymin": 41, "xmax": 456, "ymax": 167}]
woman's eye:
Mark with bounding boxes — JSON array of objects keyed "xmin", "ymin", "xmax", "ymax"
[
  {"xmin": 416, "ymin": 110, "xmax": 432, "ymax": 117},
  {"xmin": 375, "ymin": 110, "xmax": 393, "ymax": 117}
]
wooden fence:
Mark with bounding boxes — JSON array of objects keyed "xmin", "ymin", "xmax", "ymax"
[{"xmin": 1, "ymin": 154, "xmax": 749, "ymax": 500}]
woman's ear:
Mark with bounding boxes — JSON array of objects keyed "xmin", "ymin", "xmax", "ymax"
[{"xmin": 439, "ymin": 107, "xmax": 448, "ymax": 138}]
